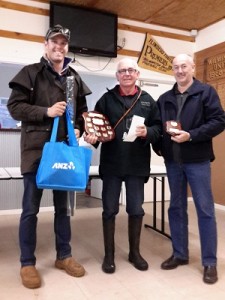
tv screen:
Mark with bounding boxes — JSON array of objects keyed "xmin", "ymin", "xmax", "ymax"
[{"xmin": 49, "ymin": 2, "xmax": 118, "ymax": 58}]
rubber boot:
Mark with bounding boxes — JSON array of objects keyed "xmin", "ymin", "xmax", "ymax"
[
  {"xmin": 128, "ymin": 216, "xmax": 148, "ymax": 271},
  {"xmin": 102, "ymin": 218, "xmax": 116, "ymax": 273}
]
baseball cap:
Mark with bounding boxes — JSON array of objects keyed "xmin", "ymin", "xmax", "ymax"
[{"xmin": 45, "ymin": 25, "xmax": 70, "ymax": 42}]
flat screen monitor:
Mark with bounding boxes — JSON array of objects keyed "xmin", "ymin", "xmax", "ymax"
[{"xmin": 49, "ymin": 2, "xmax": 118, "ymax": 58}]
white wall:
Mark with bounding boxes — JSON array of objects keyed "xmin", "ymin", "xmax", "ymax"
[{"xmin": 195, "ymin": 19, "xmax": 225, "ymax": 52}]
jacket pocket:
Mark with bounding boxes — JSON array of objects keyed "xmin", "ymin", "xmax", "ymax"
[{"xmin": 22, "ymin": 125, "xmax": 51, "ymax": 151}]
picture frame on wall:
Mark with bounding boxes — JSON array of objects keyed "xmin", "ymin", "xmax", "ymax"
[{"xmin": 0, "ymin": 97, "xmax": 21, "ymax": 130}]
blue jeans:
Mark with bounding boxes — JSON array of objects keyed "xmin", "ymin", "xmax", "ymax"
[
  {"xmin": 102, "ymin": 174, "xmax": 145, "ymax": 220},
  {"xmin": 19, "ymin": 173, "xmax": 72, "ymax": 266},
  {"xmin": 165, "ymin": 161, "xmax": 217, "ymax": 266}
]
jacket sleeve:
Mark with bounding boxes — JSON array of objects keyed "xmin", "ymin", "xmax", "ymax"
[
  {"xmin": 150, "ymin": 95, "xmax": 163, "ymax": 155},
  {"xmin": 7, "ymin": 88, "xmax": 47, "ymax": 123},
  {"xmin": 72, "ymin": 71, "xmax": 92, "ymax": 134},
  {"xmin": 152, "ymin": 137, "xmax": 163, "ymax": 156},
  {"xmin": 144, "ymin": 96, "xmax": 163, "ymax": 145},
  {"xmin": 74, "ymin": 95, "xmax": 88, "ymax": 135},
  {"xmin": 189, "ymin": 85, "xmax": 225, "ymax": 142},
  {"xmin": 8, "ymin": 65, "xmax": 48, "ymax": 122}
]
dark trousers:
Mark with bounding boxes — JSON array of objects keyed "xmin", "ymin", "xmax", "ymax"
[
  {"xmin": 101, "ymin": 174, "xmax": 145, "ymax": 220},
  {"xmin": 19, "ymin": 173, "xmax": 72, "ymax": 266},
  {"xmin": 165, "ymin": 161, "xmax": 217, "ymax": 266}
]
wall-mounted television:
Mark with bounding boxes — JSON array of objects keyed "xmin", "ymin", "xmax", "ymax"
[{"xmin": 49, "ymin": 2, "xmax": 118, "ymax": 58}]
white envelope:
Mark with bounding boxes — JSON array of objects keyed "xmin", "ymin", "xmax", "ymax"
[{"xmin": 123, "ymin": 115, "xmax": 145, "ymax": 142}]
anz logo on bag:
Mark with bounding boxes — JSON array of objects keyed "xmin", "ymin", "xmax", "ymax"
[{"xmin": 52, "ymin": 162, "xmax": 75, "ymax": 170}]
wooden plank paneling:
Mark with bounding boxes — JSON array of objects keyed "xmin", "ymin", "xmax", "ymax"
[
  {"xmin": 195, "ymin": 42, "xmax": 225, "ymax": 81},
  {"xmin": 211, "ymin": 132, "xmax": 225, "ymax": 206},
  {"xmin": 31, "ymin": 0, "xmax": 225, "ymax": 31},
  {"xmin": 195, "ymin": 43, "xmax": 225, "ymax": 206}
]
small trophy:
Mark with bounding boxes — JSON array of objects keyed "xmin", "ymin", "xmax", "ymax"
[{"xmin": 165, "ymin": 120, "xmax": 182, "ymax": 136}]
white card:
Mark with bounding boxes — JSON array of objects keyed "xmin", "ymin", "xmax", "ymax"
[{"xmin": 123, "ymin": 115, "xmax": 145, "ymax": 142}]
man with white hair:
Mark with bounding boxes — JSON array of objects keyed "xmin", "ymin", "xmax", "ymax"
[
  {"xmin": 85, "ymin": 57, "xmax": 161, "ymax": 273},
  {"xmin": 154, "ymin": 53, "xmax": 225, "ymax": 284}
]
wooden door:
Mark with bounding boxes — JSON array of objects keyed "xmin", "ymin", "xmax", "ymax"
[{"xmin": 211, "ymin": 131, "xmax": 225, "ymax": 205}]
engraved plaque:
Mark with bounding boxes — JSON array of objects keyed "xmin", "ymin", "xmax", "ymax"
[
  {"xmin": 205, "ymin": 53, "xmax": 225, "ymax": 82},
  {"xmin": 82, "ymin": 111, "xmax": 115, "ymax": 142}
]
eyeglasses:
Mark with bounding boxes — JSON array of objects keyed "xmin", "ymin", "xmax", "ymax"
[
  {"xmin": 45, "ymin": 25, "xmax": 70, "ymax": 41},
  {"xmin": 173, "ymin": 64, "xmax": 188, "ymax": 72},
  {"xmin": 117, "ymin": 68, "xmax": 137, "ymax": 75}
]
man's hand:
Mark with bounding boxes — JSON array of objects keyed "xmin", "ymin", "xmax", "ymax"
[
  {"xmin": 74, "ymin": 129, "xmax": 80, "ymax": 140},
  {"xmin": 83, "ymin": 132, "xmax": 98, "ymax": 144},
  {"xmin": 47, "ymin": 101, "xmax": 67, "ymax": 117},
  {"xmin": 171, "ymin": 130, "xmax": 191, "ymax": 143},
  {"xmin": 136, "ymin": 124, "xmax": 147, "ymax": 138}
]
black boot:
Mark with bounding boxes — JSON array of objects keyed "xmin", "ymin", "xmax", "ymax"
[
  {"xmin": 128, "ymin": 216, "xmax": 148, "ymax": 271},
  {"xmin": 102, "ymin": 218, "xmax": 116, "ymax": 273}
]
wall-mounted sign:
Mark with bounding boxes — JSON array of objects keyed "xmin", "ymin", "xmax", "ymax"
[
  {"xmin": 204, "ymin": 53, "xmax": 225, "ymax": 110},
  {"xmin": 0, "ymin": 97, "xmax": 21, "ymax": 130},
  {"xmin": 138, "ymin": 33, "xmax": 173, "ymax": 75},
  {"xmin": 205, "ymin": 53, "xmax": 225, "ymax": 82}
]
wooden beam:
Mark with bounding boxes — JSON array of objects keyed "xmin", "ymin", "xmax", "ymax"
[
  {"xmin": 0, "ymin": 0, "xmax": 48, "ymax": 15},
  {"xmin": 0, "ymin": 29, "xmax": 141, "ymax": 57},
  {"xmin": 117, "ymin": 49, "xmax": 141, "ymax": 57},
  {"xmin": 0, "ymin": 30, "xmax": 44, "ymax": 43},
  {"xmin": 118, "ymin": 24, "xmax": 195, "ymax": 42}
]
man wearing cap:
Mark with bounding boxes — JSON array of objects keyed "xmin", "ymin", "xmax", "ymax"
[{"xmin": 7, "ymin": 25, "xmax": 91, "ymax": 289}]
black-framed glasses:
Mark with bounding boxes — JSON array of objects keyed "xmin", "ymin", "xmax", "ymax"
[
  {"xmin": 45, "ymin": 25, "xmax": 70, "ymax": 41},
  {"xmin": 117, "ymin": 68, "xmax": 137, "ymax": 75}
]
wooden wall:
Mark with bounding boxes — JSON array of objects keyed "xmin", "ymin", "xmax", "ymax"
[{"xmin": 195, "ymin": 43, "xmax": 225, "ymax": 205}]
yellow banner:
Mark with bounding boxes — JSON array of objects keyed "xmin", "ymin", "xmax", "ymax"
[{"xmin": 138, "ymin": 33, "xmax": 174, "ymax": 75}]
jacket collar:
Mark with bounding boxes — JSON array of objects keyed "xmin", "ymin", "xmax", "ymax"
[
  {"xmin": 41, "ymin": 56, "xmax": 72, "ymax": 76},
  {"xmin": 172, "ymin": 78, "xmax": 205, "ymax": 97}
]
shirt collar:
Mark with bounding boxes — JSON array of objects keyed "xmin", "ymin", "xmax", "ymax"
[{"xmin": 119, "ymin": 85, "xmax": 138, "ymax": 96}]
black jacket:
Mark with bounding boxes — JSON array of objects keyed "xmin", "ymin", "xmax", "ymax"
[
  {"xmin": 94, "ymin": 85, "xmax": 162, "ymax": 181},
  {"xmin": 7, "ymin": 57, "xmax": 91, "ymax": 174},
  {"xmin": 155, "ymin": 79, "xmax": 225, "ymax": 162}
]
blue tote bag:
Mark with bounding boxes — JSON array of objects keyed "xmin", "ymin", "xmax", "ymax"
[{"xmin": 36, "ymin": 109, "xmax": 92, "ymax": 191}]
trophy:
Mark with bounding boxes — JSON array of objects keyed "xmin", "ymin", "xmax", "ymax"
[{"xmin": 165, "ymin": 120, "xmax": 182, "ymax": 136}]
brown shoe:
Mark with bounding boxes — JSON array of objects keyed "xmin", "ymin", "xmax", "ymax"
[
  {"xmin": 20, "ymin": 266, "xmax": 41, "ymax": 289},
  {"xmin": 55, "ymin": 257, "xmax": 85, "ymax": 277},
  {"xmin": 203, "ymin": 266, "xmax": 218, "ymax": 284},
  {"xmin": 161, "ymin": 255, "xmax": 189, "ymax": 270}
]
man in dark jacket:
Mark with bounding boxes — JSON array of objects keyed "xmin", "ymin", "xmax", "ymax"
[
  {"xmin": 7, "ymin": 25, "xmax": 91, "ymax": 289},
  {"xmin": 84, "ymin": 58, "xmax": 161, "ymax": 274},
  {"xmin": 154, "ymin": 53, "xmax": 225, "ymax": 284}
]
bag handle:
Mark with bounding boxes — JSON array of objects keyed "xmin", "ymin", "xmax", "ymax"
[{"xmin": 50, "ymin": 108, "xmax": 78, "ymax": 147}]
